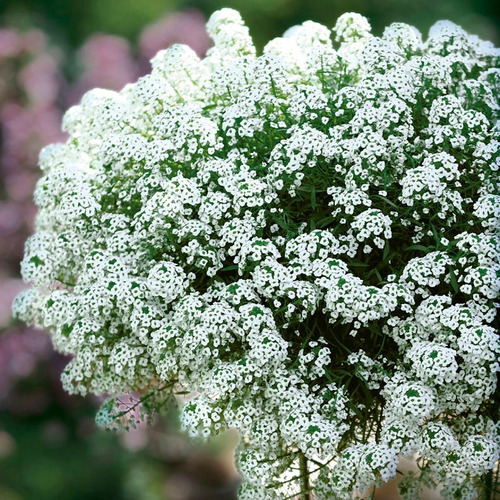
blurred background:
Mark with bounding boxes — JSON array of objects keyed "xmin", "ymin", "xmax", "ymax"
[{"xmin": 0, "ymin": 0, "xmax": 497, "ymax": 499}]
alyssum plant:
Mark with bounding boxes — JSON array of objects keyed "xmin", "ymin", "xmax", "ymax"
[{"xmin": 14, "ymin": 8, "xmax": 499, "ymax": 499}]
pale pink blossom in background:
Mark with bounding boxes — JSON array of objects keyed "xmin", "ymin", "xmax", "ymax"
[
  {"xmin": 0, "ymin": 28, "xmax": 65, "ymax": 274},
  {"xmin": 139, "ymin": 9, "xmax": 211, "ymax": 61},
  {"xmin": 0, "ymin": 29, "xmax": 21, "ymax": 59},
  {"xmin": 19, "ymin": 53, "xmax": 62, "ymax": 107},
  {"xmin": 1, "ymin": 103, "xmax": 64, "ymax": 184},
  {"xmin": 68, "ymin": 34, "xmax": 138, "ymax": 103},
  {"xmin": 0, "ymin": 327, "xmax": 52, "ymax": 402}
]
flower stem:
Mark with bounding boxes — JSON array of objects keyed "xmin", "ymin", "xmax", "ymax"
[{"xmin": 299, "ymin": 452, "xmax": 312, "ymax": 500}]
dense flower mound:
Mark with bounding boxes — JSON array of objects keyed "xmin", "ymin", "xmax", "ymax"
[{"xmin": 14, "ymin": 9, "xmax": 500, "ymax": 499}]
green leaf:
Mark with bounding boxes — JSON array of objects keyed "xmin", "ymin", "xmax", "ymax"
[
  {"xmin": 311, "ymin": 188, "xmax": 316, "ymax": 210},
  {"xmin": 61, "ymin": 323, "xmax": 73, "ymax": 338},
  {"xmin": 383, "ymin": 241, "xmax": 390, "ymax": 261},
  {"xmin": 29, "ymin": 255, "xmax": 45, "ymax": 267},
  {"xmin": 430, "ymin": 223, "xmax": 440, "ymax": 243},
  {"xmin": 348, "ymin": 261, "xmax": 369, "ymax": 268},
  {"xmin": 375, "ymin": 195, "xmax": 400, "ymax": 211},
  {"xmin": 307, "ymin": 425, "xmax": 320, "ymax": 434},
  {"xmin": 449, "ymin": 269, "xmax": 459, "ymax": 293},
  {"xmin": 405, "ymin": 244, "xmax": 430, "ymax": 252},
  {"xmin": 347, "ymin": 402, "xmax": 363, "ymax": 419}
]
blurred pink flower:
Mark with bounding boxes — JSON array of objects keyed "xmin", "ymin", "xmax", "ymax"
[
  {"xmin": 0, "ymin": 29, "xmax": 22, "ymax": 59},
  {"xmin": 139, "ymin": 9, "xmax": 211, "ymax": 61},
  {"xmin": 69, "ymin": 34, "xmax": 138, "ymax": 104},
  {"xmin": 0, "ymin": 326, "xmax": 53, "ymax": 401},
  {"xmin": 19, "ymin": 53, "xmax": 63, "ymax": 106},
  {"xmin": 1, "ymin": 103, "xmax": 64, "ymax": 178},
  {"xmin": 0, "ymin": 29, "xmax": 66, "ymax": 274},
  {"xmin": 19, "ymin": 29, "xmax": 47, "ymax": 55}
]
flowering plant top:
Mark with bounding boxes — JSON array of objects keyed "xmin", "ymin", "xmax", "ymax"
[{"xmin": 14, "ymin": 9, "xmax": 499, "ymax": 499}]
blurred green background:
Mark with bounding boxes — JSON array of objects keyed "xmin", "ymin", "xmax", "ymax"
[{"xmin": 0, "ymin": 0, "xmax": 497, "ymax": 499}]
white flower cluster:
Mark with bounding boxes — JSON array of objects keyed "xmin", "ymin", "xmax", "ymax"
[{"xmin": 14, "ymin": 9, "xmax": 499, "ymax": 499}]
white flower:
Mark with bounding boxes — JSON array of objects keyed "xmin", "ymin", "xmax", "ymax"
[{"xmin": 13, "ymin": 9, "xmax": 499, "ymax": 499}]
